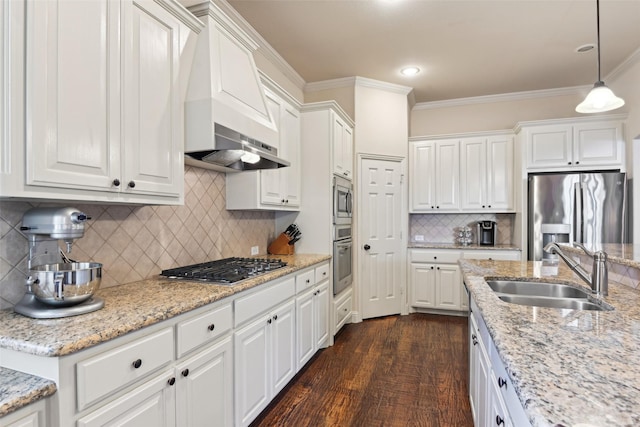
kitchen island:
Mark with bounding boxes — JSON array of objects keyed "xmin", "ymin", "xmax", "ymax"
[
  {"xmin": 0, "ymin": 253, "xmax": 330, "ymax": 421},
  {"xmin": 461, "ymin": 255, "xmax": 640, "ymax": 427}
]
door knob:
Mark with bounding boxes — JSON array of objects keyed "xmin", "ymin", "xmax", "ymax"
[{"xmin": 364, "ymin": 244, "xmax": 370, "ymax": 250}]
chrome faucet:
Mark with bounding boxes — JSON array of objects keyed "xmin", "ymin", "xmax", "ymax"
[{"xmin": 543, "ymin": 242, "xmax": 608, "ymax": 296}]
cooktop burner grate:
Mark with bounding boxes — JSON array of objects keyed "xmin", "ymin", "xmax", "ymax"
[{"xmin": 160, "ymin": 257, "xmax": 287, "ymax": 284}]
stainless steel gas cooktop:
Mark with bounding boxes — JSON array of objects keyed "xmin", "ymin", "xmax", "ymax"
[{"xmin": 160, "ymin": 257, "xmax": 287, "ymax": 284}]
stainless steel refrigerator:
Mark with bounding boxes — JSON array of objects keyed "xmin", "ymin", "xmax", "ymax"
[{"xmin": 528, "ymin": 171, "xmax": 628, "ymax": 261}]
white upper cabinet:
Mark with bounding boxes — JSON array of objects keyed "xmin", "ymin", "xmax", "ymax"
[
  {"xmin": 225, "ymin": 80, "xmax": 301, "ymax": 210},
  {"xmin": 332, "ymin": 112, "xmax": 354, "ymax": 180},
  {"xmin": 411, "ymin": 132, "xmax": 514, "ymax": 213},
  {"xmin": 410, "ymin": 139, "xmax": 459, "ymax": 212},
  {"xmin": 460, "ymin": 134, "xmax": 514, "ymax": 212},
  {"xmin": 520, "ymin": 116, "xmax": 625, "ymax": 171},
  {"xmin": 1, "ymin": 0, "xmax": 199, "ymax": 204}
]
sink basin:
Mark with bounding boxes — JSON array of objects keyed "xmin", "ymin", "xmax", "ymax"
[
  {"xmin": 486, "ymin": 280, "xmax": 613, "ymax": 311},
  {"xmin": 486, "ymin": 280, "xmax": 591, "ymax": 298},
  {"xmin": 497, "ymin": 294, "xmax": 611, "ymax": 311}
]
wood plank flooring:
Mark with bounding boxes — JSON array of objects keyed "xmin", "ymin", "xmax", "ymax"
[{"xmin": 251, "ymin": 313, "xmax": 473, "ymax": 427}]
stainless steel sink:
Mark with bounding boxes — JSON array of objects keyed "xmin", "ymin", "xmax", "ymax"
[
  {"xmin": 486, "ymin": 280, "xmax": 591, "ymax": 298},
  {"xmin": 486, "ymin": 280, "xmax": 613, "ymax": 311}
]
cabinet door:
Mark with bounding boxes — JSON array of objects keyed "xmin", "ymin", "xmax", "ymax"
[
  {"xmin": 77, "ymin": 370, "xmax": 176, "ymax": 427},
  {"xmin": 332, "ymin": 114, "xmax": 352, "ymax": 179},
  {"xmin": 489, "ymin": 375, "xmax": 514, "ymax": 427},
  {"xmin": 526, "ymin": 125, "xmax": 572, "ymax": 169},
  {"xmin": 271, "ymin": 299, "xmax": 296, "ymax": 396},
  {"xmin": 176, "ymin": 337, "xmax": 233, "ymax": 427},
  {"xmin": 296, "ymin": 288, "xmax": 315, "ymax": 370},
  {"xmin": 122, "ymin": 0, "xmax": 182, "ymax": 197},
  {"xmin": 435, "ymin": 140, "xmax": 460, "ymax": 211},
  {"xmin": 260, "ymin": 90, "xmax": 286, "ymax": 205},
  {"xmin": 410, "ymin": 141, "xmax": 436, "ymax": 211},
  {"xmin": 486, "ymin": 136, "xmax": 513, "ymax": 210},
  {"xmin": 435, "ymin": 264, "xmax": 461, "ymax": 310},
  {"xmin": 280, "ymin": 103, "xmax": 301, "ymax": 207},
  {"xmin": 410, "ymin": 263, "xmax": 436, "ymax": 308},
  {"xmin": 314, "ymin": 282, "xmax": 330, "ymax": 350},
  {"xmin": 342, "ymin": 125, "xmax": 354, "ymax": 180},
  {"xmin": 26, "ymin": 0, "xmax": 121, "ymax": 191},
  {"xmin": 234, "ymin": 315, "xmax": 270, "ymax": 427},
  {"xmin": 460, "ymin": 138, "xmax": 487, "ymax": 210},
  {"xmin": 573, "ymin": 121, "xmax": 623, "ymax": 167},
  {"xmin": 469, "ymin": 314, "xmax": 490, "ymax": 427}
]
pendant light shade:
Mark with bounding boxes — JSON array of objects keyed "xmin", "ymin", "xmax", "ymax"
[{"xmin": 576, "ymin": 0, "xmax": 625, "ymax": 114}]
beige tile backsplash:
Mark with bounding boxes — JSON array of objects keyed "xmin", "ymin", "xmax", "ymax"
[
  {"xmin": 410, "ymin": 213, "xmax": 515, "ymax": 245},
  {"xmin": 0, "ymin": 166, "xmax": 275, "ymax": 309}
]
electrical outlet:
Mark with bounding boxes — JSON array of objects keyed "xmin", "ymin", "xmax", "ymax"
[
  {"xmin": 414, "ymin": 235, "xmax": 425, "ymax": 242},
  {"xmin": 251, "ymin": 246, "xmax": 259, "ymax": 256}
]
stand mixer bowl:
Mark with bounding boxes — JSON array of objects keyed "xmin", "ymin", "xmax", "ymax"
[{"xmin": 29, "ymin": 262, "xmax": 102, "ymax": 307}]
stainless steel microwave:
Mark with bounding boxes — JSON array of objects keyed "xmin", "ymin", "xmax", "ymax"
[{"xmin": 333, "ymin": 175, "xmax": 352, "ymax": 225}]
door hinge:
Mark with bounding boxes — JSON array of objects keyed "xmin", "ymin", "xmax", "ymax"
[{"xmin": 400, "ymin": 174, "xmax": 404, "ymax": 184}]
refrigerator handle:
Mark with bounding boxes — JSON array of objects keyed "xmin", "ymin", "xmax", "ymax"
[{"xmin": 574, "ymin": 182, "xmax": 583, "ymax": 243}]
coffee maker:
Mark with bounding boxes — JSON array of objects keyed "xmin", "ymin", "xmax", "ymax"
[{"xmin": 477, "ymin": 221, "xmax": 497, "ymax": 246}]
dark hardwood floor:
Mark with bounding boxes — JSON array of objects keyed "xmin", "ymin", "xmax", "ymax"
[{"xmin": 251, "ymin": 313, "xmax": 473, "ymax": 427}]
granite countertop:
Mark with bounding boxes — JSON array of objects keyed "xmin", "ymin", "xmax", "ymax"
[
  {"xmin": 409, "ymin": 242, "xmax": 521, "ymax": 251},
  {"xmin": 0, "ymin": 367, "xmax": 57, "ymax": 418},
  {"xmin": 460, "ymin": 258, "xmax": 640, "ymax": 427},
  {"xmin": 0, "ymin": 254, "xmax": 330, "ymax": 418}
]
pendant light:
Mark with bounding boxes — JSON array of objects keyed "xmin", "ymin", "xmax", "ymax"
[{"xmin": 576, "ymin": 0, "xmax": 625, "ymax": 113}]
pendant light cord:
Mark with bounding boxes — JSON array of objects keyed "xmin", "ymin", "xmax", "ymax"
[{"xmin": 596, "ymin": 0, "xmax": 602, "ymax": 83}]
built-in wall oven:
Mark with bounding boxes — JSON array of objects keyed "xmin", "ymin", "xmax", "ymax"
[
  {"xmin": 333, "ymin": 224, "xmax": 352, "ymax": 295},
  {"xmin": 333, "ymin": 175, "xmax": 353, "ymax": 225}
]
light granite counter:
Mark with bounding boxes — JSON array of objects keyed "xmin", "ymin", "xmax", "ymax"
[
  {"xmin": 460, "ymin": 258, "xmax": 640, "ymax": 427},
  {"xmin": 0, "ymin": 253, "xmax": 330, "ymax": 417},
  {"xmin": 0, "ymin": 368, "xmax": 56, "ymax": 418},
  {"xmin": 558, "ymin": 243, "xmax": 640, "ymax": 269},
  {"xmin": 409, "ymin": 242, "xmax": 521, "ymax": 251}
]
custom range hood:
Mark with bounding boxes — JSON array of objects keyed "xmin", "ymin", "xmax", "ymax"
[{"xmin": 184, "ymin": 1, "xmax": 288, "ymax": 172}]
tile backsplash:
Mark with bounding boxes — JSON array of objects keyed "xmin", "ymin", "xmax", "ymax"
[
  {"xmin": 410, "ymin": 213, "xmax": 514, "ymax": 245},
  {"xmin": 0, "ymin": 166, "xmax": 275, "ymax": 309}
]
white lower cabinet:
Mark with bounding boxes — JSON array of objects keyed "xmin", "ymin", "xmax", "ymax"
[
  {"xmin": 77, "ymin": 370, "xmax": 176, "ymax": 427},
  {"xmin": 410, "ymin": 248, "xmax": 521, "ymax": 313},
  {"xmin": 0, "ymin": 399, "xmax": 48, "ymax": 427},
  {"xmin": 333, "ymin": 287, "xmax": 353, "ymax": 335},
  {"xmin": 296, "ymin": 281, "xmax": 329, "ymax": 370},
  {"xmin": 175, "ymin": 337, "xmax": 233, "ymax": 427},
  {"xmin": 469, "ymin": 298, "xmax": 530, "ymax": 427},
  {"xmin": 234, "ymin": 299, "xmax": 296, "ymax": 427},
  {"xmin": 1, "ymin": 262, "xmax": 332, "ymax": 427}
]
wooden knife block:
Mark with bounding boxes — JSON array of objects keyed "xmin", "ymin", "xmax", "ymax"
[{"xmin": 268, "ymin": 233, "xmax": 294, "ymax": 255}]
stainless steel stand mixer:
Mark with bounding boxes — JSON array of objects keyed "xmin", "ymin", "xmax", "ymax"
[{"xmin": 14, "ymin": 207, "xmax": 104, "ymax": 319}]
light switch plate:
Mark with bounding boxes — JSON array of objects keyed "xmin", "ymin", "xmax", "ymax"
[{"xmin": 251, "ymin": 246, "xmax": 259, "ymax": 255}]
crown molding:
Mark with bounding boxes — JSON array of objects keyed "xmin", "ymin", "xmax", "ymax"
[
  {"xmin": 607, "ymin": 46, "xmax": 640, "ymax": 83},
  {"xmin": 213, "ymin": 0, "xmax": 306, "ymax": 90},
  {"xmin": 413, "ymin": 47, "xmax": 640, "ymax": 111},
  {"xmin": 300, "ymin": 101, "xmax": 354, "ymax": 127},
  {"xmin": 413, "ymin": 86, "xmax": 588, "ymax": 110},
  {"xmin": 304, "ymin": 77, "xmax": 357, "ymax": 93},
  {"xmin": 354, "ymin": 77, "xmax": 413, "ymax": 95},
  {"xmin": 409, "ymin": 129, "xmax": 514, "ymax": 142}
]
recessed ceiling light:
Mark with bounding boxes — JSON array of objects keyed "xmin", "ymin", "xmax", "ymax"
[
  {"xmin": 576, "ymin": 44, "xmax": 595, "ymax": 53},
  {"xmin": 401, "ymin": 66, "xmax": 420, "ymax": 76}
]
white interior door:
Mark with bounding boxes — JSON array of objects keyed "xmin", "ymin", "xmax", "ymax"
[{"xmin": 360, "ymin": 157, "xmax": 404, "ymax": 319}]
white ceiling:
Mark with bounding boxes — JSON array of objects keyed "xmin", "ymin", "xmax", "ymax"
[{"xmin": 218, "ymin": 0, "xmax": 640, "ymax": 103}]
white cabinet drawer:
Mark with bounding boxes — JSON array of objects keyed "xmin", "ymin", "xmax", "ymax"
[
  {"xmin": 315, "ymin": 263, "xmax": 330, "ymax": 284},
  {"xmin": 462, "ymin": 250, "xmax": 521, "ymax": 261},
  {"xmin": 76, "ymin": 328, "xmax": 174, "ymax": 411},
  {"xmin": 176, "ymin": 303, "xmax": 232, "ymax": 358},
  {"xmin": 235, "ymin": 276, "xmax": 296, "ymax": 327},
  {"xmin": 295, "ymin": 269, "xmax": 315, "ymax": 293},
  {"xmin": 335, "ymin": 292, "xmax": 352, "ymax": 331},
  {"xmin": 410, "ymin": 249, "xmax": 461, "ymax": 264}
]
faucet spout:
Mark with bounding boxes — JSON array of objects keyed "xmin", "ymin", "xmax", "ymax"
[{"xmin": 543, "ymin": 242, "xmax": 608, "ymax": 296}]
